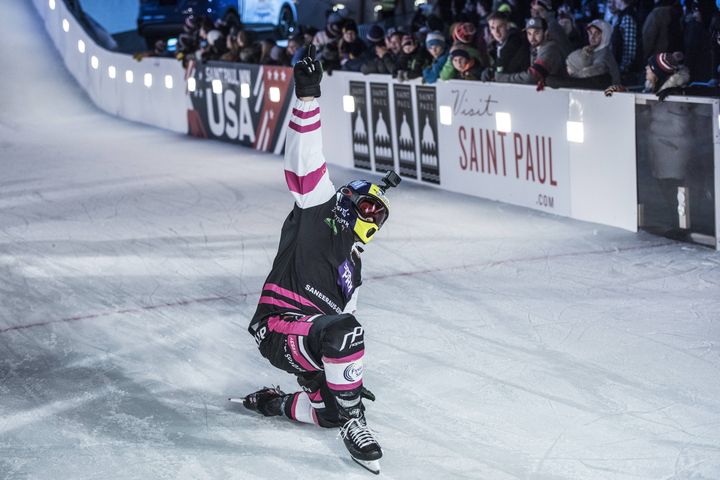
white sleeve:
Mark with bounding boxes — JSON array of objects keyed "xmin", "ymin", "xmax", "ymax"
[
  {"xmin": 342, "ymin": 287, "xmax": 360, "ymax": 315},
  {"xmin": 284, "ymin": 99, "xmax": 336, "ymax": 209}
]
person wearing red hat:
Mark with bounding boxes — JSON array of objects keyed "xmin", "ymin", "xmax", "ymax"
[{"xmin": 439, "ymin": 22, "xmax": 487, "ymax": 80}]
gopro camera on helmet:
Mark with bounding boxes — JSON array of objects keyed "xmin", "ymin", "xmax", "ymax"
[{"xmin": 380, "ymin": 171, "xmax": 401, "ymax": 192}]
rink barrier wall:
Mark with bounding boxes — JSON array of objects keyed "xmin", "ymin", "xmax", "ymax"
[{"xmin": 34, "ymin": 0, "xmax": 720, "ymax": 248}]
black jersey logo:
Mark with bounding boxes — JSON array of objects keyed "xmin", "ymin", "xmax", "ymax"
[{"xmin": 324, "ymin": 217, "xmax": 338, "ymax": 235}]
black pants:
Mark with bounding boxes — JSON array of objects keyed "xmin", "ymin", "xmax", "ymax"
[{"xmin": 257, "ymin": 313, "xmax": 366, "ymax": 427}]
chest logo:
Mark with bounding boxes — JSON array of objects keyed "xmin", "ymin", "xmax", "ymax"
[{"xmin": 337, "ymin": 260, "xmax": 354, "ymax": 299}]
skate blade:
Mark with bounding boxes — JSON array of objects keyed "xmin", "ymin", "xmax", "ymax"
[
  {"xmin": 352, "ymin": 457, "xmax": 380, "ymax": 475},
  {"xmin": 228, "ymin": 397, "xmax": 245, "ymax": 404}
]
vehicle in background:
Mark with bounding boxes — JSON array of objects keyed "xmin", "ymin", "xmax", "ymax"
[{"xmin": 137, "ymin": 0, "xmax": 298, "ymax": 48}]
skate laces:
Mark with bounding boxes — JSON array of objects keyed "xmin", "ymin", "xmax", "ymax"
[{"xmin": 339, "ymin": 417, "xmax": 378, "ymax": 449}]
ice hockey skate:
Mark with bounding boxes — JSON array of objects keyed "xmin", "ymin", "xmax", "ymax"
[
  {"xmin": 339, "ymin": 415, "xmax": 383, "ymax": 475},
  {"xmin": 232, "ymin": 386, "xmax": 287, "ymax": 417}
]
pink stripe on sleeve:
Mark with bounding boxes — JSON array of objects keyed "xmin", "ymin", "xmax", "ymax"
[
  {"xmin": 323, "ymin": 349, "xmax": 365, "ymax": 364},
  {"xmin": 285, "ymin": 163, "xmax": 327, "ymax": 195},
  {"xmin": 264, "ymin": 283, "xmax": 323, "ymax": 312},
  {"xmin": 292, "ymin": 107, "xmax": 320, "ymax": 119},
  {"xmin": 288, "ymin": 120, "xmax": 321, "ymax": 133}
]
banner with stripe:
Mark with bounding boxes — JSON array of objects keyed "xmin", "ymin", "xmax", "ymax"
[{"xmin": 188, "ymin": 61, "xmax": 294, "ymax": 153}]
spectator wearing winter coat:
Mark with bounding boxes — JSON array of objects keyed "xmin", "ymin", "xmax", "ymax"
[
  {"xmin": 395, "ymin": 34, "xmax": 433, "ymax": 80},
  {"xmin": 339, "ymin": 21, "xmax": 367, "ymax": 71},
  {"xmin": 565, "ymin": 19, "xmax": 621, "ymax": 85},
  {"xmin": 611, "ymin": 0, "xmax": 643, "ymax": 81},
  {"xmin": 361, "ymin": 25, "xmax": 395, "ymax": 75},
  {"xmin": 313, "ymin": 12, "xmax": 343, "ymax": 51},
  {"xmin": 531, "ymin": 0, "xmax": 572, "ymax": 57},
  {"xmin": 643, "ymin": 51, "xmax": 689, "ymax": 93},
  {"xmin": 557, "ymin": 11, "xmax": 585, "ymax": 52},
  {"xmin": 483, "ymin": 11, "xmax": 530, "ymax": 80},
  {"xmin": 203, "ymin": 30, "xmax": 227, "ymax": 61},
  {"xmin": 422, "ymin": 31, "xmax": 450, "ymax": 83},
  {"xmin": 642, "ymin": 0, "xmax": 684, "ymax": 59},
  {"xmin": 440, "ymin": 23, "xmax": 485, "ymax": 80},
  {"xmin": 385, "ymin": 28, "xmax": 404, "ymax": 56},
  {"xmin": 450, "ymin": 47, "xmax": 486, "ymax": 79},
  {"xmin": 496, "ymin": 17, "xmax": 565, "ymax": 87},
  {"xmin": 219, "ymin": 33, "xmax": 240, "ymax": 62}
]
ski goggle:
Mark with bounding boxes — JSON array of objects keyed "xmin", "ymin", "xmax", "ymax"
[{"xmin": 341, "ymin": 187, "xmax": 389, "ymax": 227}]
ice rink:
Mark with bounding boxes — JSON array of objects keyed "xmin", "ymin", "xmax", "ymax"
[{"xmin": 2, "ymin": 1, "xmax": 720, "ymax": 479}]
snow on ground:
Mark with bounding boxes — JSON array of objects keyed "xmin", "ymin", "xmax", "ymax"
[{"xmin": 1, "ymin": 1, "xmax": 719, "ymax": 479}]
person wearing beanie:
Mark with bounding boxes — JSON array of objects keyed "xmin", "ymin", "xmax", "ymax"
[
  {"xmin": 366, "ymin": 24, "xmax": 385, "ymax": 45},
  {"xmin": 339, "ymin": 20, "xmax": 367, "ymax": 71},
  {"xmin": 395, "ymin": 34, "xmax": 432, "ymax": 80},
  {"xmin": 361, "ymin": 27, "xmax": 396, "ymax": 75},
  {"xmin": 495, "ymin": 17, "xmax": 564, "ymax": 88},
  {"xmin": 439, "ymin": 22, "xmax": 486, "ymax": 81},
  {"xmin": 644, "ymin": 51, "xmax": 689, "ymax": 93},
  {"xmin": 603, "ymin": 50, "xmax": 695, "ymax": 97},
  {"xmin": 450, "ymin": 46, "xmax": 485, "ymax": 80},
  {"xmin": 422, "ymin": 31, "xmax": 449, "ymax": 83}
]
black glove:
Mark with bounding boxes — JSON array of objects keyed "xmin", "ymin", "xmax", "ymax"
[
  {"xmin": 293, "ymin": 45, "xmax": 323, "ymax": 99},
  {"xmin": 657, "ymin": 86, "xmax": 682, "ymax": 102}
]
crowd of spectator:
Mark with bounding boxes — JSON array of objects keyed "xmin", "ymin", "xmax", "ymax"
[{"xmin": 138, "ymin": 0, "xmax": 720, "ymax": 97}]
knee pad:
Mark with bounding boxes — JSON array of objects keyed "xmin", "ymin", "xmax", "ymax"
[{"xmin": 322, "ymin": 314, "xmax": 364, "ymax": 358}]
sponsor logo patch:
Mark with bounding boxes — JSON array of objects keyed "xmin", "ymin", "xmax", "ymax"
[
  {"xmin": 337, "ymin": 260, "xmax": 354, "ymax": 299},
  {"xmin": 343, "ymin": 362, "xmax": 364, "ymax": 382}
]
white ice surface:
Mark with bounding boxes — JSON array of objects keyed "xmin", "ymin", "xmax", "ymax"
[{"xmin": 2, "ymin": 1, "xmax": 720, "ymax": 479}]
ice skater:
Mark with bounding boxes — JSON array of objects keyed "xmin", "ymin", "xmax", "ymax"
[{"xmin": 238, "ymin": 46, "xmax": 401, "ymax": 475}]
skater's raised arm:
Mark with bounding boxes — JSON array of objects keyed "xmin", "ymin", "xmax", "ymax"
[{"xmin": 284, "ymin": 46, "xmax": 336, "ymax": 209}]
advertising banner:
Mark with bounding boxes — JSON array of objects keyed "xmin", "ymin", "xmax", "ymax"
[
  {"xmin": 188, "ymin": 62, "xmax": 294, "ymax": 152},
  {"xmin": 393, "ymin": 83, "xmax": 418, "ymax": 179},
  {"xmin": 416, "ymin": 86, "xmax": 441, "ymax": 184},
  {"xmin": 369, "ymin": 82, "xmax": 395, "ymax": 173},
  {"xmin": 435, "ymin": 83, "xmax": 570, "ymax": 215},
  {"xmin": 349, "ymin": 81, "xmax": 372, "ymax": 170},
  {"xmin": 636, "ymin": 99, "xmax": 716, "ymax": 246}
]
